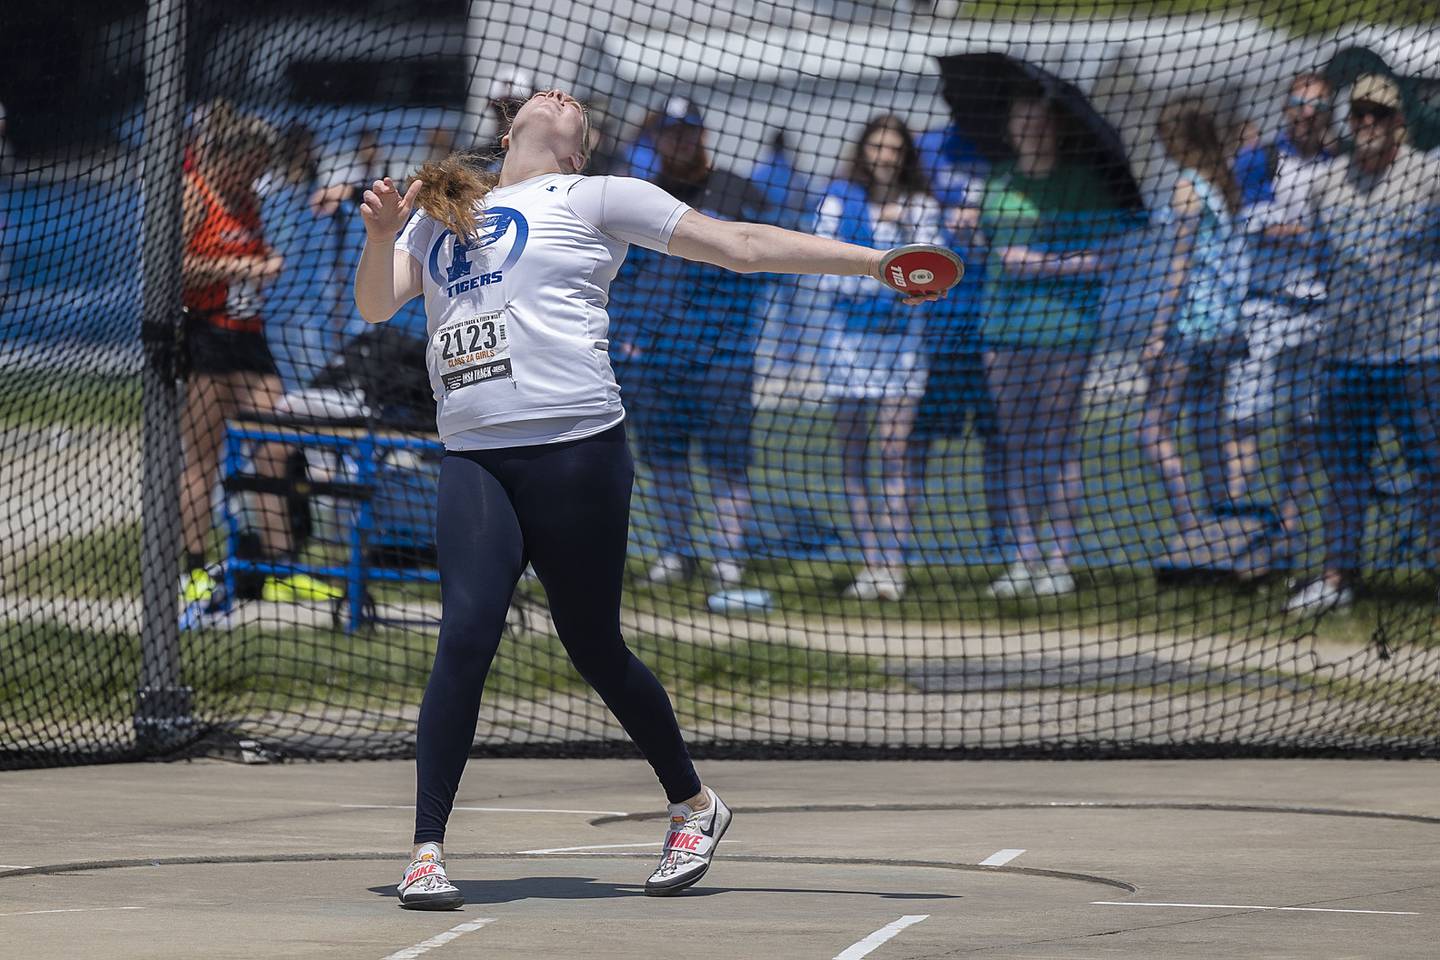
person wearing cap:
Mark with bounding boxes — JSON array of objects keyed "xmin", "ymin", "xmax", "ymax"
[
  {"xmin": 608, "ymin": 97, "xmax": 773, "ymax": 589},
  {"xmin": 1286, "ymin": 73, "xmax": 1440, "ymax": 614},
  {"xmin": 625, "ymin": 95, "xmax": 700, "ymax": 180},
  {"xmin": 1227, "ymin": 73, "xmax": 1337, "ymax": 564}
]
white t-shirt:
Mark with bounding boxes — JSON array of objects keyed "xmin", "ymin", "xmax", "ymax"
[{"xmin": 396, "ymin": 173, "xmax": 690, "ymax": 449}]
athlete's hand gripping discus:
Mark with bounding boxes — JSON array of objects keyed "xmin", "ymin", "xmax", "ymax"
[{"xmin": 877, "ymin": 244, "xmax": 965, "ymax": 299}]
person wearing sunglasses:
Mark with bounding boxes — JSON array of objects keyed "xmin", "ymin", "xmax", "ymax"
[
  {"xmin": 1286, "ymin": 74, "xmax": 1440, "ymax": 614},
  {"xmin": 1228, "ymin": 74, "xmax": 1337, "ymax": 568}
]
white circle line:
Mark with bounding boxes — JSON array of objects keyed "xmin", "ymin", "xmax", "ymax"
[
  {"xmin": 1091, "ymin": 901, "xmax": 1418, "ymax": 916},
  {"xmin": 834, "ymin": 915, "xmax": 930, "ymax": 960},
  {"xmin": 382, "ymin": 918, "xmax": 497, "ymax": 960}
]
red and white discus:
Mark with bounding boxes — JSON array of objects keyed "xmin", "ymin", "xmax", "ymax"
[{"xmin": 877, "ymin": 244, "xmax": 965, "ymax": 297}]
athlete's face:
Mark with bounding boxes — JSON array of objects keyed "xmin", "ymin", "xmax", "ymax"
[{"xmin": 506, "ymin": 89, "xmax": 588, "ymax": 172}]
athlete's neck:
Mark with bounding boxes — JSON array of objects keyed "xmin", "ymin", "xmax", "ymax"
[{"xmin": 497, "ymin": 143, "xmax": 574, "ymax": 188}]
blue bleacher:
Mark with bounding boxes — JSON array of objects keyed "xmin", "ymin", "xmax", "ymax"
[{"xmin": 1, "ymin": 99, "xmax": 458, "ymax": 371}]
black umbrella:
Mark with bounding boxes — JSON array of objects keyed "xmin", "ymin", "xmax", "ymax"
[{"xmin": 936, "ymin": 52, "xmax": 1145, "ymax": 211}]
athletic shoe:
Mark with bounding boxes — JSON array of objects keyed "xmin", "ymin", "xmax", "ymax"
[
  {"xmin": 181, "ymin": 568, "xmax": 216, "ymax": 604},
  {"xmin": 398, "ymin": 849, "xmax": 464, "ymax": 910},
  {"xmin": 711, "ymin": 559, "xmax": 745, "ymax": 588},
  {"xmin": 987, "ymin": 560, "xmax": 1042, "ymax": 599},
  {"xmin": 179, "ymin": 571, "xmax": 229, "ymax": 631},
  {"xmin": 178, "ymin": 598, "xmax": 230, "ymax": 632},
  {"xmin": 1031, "ymin": 559, "xmax": 1076, "ymax": 597},
  {"xmin": 645, "ymin": 786, "xmax": 732, "ymax": 896},
  {"xmin": 1284, "ymin": 578, "xmax": 1353, "ymax": 616},
  {"xmin": 645, "ymin": 552, "xmax": 693, "ymax": 585},
  {"xmin": 844, "ymin": 566, "xmax": 904, "ymax": 601},
  {"xmin": 872, "ymin": 566, "xmax": 906, "ymax": 602},
  {"xmin": 843, "ymin": 566, "xmax": 880, "ymax": 600},
  {"xmin": 261, "ymin": 572, "xmax": 344, "ymax": 602}
]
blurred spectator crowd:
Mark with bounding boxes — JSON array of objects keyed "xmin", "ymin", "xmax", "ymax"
[{"xmin": 8, "ymin": 62, "xmax": 1437, "ymax": 615}]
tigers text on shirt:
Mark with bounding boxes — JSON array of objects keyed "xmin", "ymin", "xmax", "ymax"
[{"xmin": 396, "ymin": 173, "xmax": 689, "ymax": 448}]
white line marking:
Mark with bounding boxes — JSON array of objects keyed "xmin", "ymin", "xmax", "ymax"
[
  {"xmin": 834, "ymin": 915, "xmax": 930, "ymax": 960},
  {"xmin": 1092, "ymin": 901, "xmax": 1419, "ymax": 916},
  {"xmin": 0, "ymin": 907, "xmax": 145, "ymax": 918},
  {"xmin": 382, "ymin": 918, "xmax": 496, "ymax": 960},
  {"xmin": 0, "ymin": 865, "xmax": 33, "ymax": 870},
  {"xmin": 979, "ymin": 849, "xmax": 1025, "ymax": 867},
  {"xmin": 341, "ymin": 804, "xmax": 628, "ymax": 817},
  {"xmin": 516, "ymin": 841, "xmax": 743, "ymax": 855},
  {"xmin": 518, "ymin": 842, "xmax": 660, "ymax": 855}
]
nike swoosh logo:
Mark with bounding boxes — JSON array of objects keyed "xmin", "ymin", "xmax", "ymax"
[{"xmin": 699, "ymin": 802, "xmax": 723, "ymax": 838}]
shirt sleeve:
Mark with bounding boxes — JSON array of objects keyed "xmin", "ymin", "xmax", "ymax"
[
  {"xmin": 566, "ymin": 176, "xmax": 691, "ymax": 253},
  {"xmin": 396, "ymin": 210, "xmax": 432, "ymax": 265}
]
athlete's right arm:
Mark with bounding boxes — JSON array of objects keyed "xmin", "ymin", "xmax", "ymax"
[{"xmin": 354, "ymin": 177, "xmax": 424, "ymax": 324}]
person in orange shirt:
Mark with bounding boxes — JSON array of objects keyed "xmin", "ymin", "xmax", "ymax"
[{"xmin": 179, "ymin": 102, "xmax": 336, "ymax": 611}]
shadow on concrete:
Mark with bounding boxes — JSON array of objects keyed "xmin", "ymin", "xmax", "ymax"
[{"xmin": 367, "ymin": 876, "xmax": 961, "ymax": 904}]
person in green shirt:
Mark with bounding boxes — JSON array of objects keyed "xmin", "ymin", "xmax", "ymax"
[{"xmin": 979, "ymin": 94, "xmax": 1122, "ymax": 598}]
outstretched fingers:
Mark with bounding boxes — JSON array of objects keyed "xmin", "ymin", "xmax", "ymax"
[{"xmin": 360, "ymin": 177, "xmax": 424, "ymax": 235}]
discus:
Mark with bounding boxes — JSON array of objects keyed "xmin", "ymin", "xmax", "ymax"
[{"xmin": 877, "ymin": 244, "xmax": 965, "ymax": 296}]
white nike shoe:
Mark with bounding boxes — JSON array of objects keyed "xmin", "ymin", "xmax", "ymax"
[
  {"xmin": 398, "ymin": 849, "xmax": 463, "ymax": 910},
  {"xmin": 644, "ymin": 786, "xmax": 733, "ymax": 896}
]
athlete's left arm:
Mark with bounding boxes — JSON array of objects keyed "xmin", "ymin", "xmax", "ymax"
[{"xmin": 667, "ymin": 210, "xmax": 940, "ymax": 305}]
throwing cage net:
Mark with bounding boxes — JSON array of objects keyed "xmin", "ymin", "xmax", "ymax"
[{"xmin": 4, "ymin": 0, "xmax": 1440, "ymax": 768}]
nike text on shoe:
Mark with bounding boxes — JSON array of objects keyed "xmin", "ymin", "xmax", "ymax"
[
  {"xmin": 398, "ymin": 851, "xmax": 464, "ymax": 910},
  {"xmin": 644, "ymin": 787, "xmax": 732, "ymax": 896}
]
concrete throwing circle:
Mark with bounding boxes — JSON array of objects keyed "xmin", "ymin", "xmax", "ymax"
[{"xmin": 0, "ymin": 852, "xmax": 1125, "ymax": 960}]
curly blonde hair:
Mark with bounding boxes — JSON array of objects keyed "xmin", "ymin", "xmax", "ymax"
[{"xmin": 412, "ymin": 152, "xmax": 499, "ymax": 241}]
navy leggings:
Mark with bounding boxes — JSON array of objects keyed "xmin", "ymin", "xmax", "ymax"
[{"xmin": 413, "ymin": 423, "xmax": 701, "ymax": 844}]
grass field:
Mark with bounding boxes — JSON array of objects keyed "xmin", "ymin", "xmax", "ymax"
[
  {"xmin": 0, "ymin": 370, "xmax": 141, "ymax": 430},
  {"xmin": 957, "ymin": 0, "xmax": 1437, "ymax": 34},
  {"xmin": 0, "ymin": 620, "xmax": 894, "ymax": 731},
  {"xmin": 4, "ymin": 380, "xmax": 1436, "ymax": 657}
]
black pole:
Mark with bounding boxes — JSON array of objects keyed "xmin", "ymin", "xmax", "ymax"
[{"xmin": 135, "ymin": 0, "xmax": 193, "ymax": 753}]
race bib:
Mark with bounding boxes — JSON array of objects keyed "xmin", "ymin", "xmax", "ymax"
[{"xmin": 433, "ymin": 310, "xmax": 512, "ymax": 393}]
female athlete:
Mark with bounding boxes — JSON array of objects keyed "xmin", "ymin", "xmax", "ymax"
[{"xmin": 354, "ymin": 88, "xmax": 944, "ymax": 909}]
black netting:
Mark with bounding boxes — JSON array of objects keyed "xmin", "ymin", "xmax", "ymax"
[{"xmin": 4, "ymin": 0, "xmax": 1440, "ymax": 769}]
